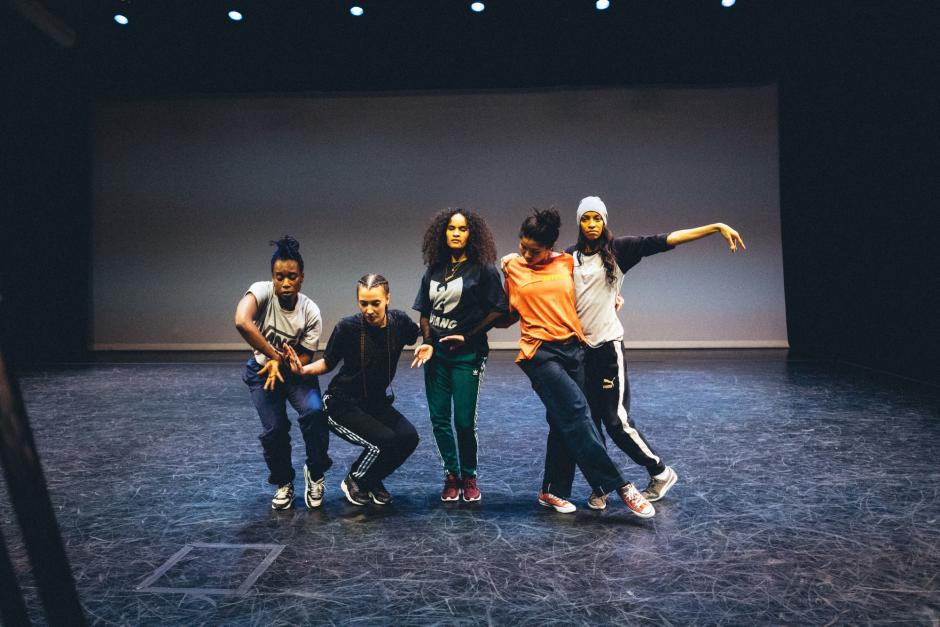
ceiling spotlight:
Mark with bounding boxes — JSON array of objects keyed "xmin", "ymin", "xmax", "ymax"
[
  {"xmin": 721, "ymin": 0, "xmax": 735, "ymax": 6},
  {"xmin": 350, "ymin": 6, "xmax": 364, "ymax": 16},
  {"xmin": 113, "ymin": 14, "xmax": 128, "ymax": 25},
  {"xmin": 228, "ymin": 10, "xmax": 243, "ymax": 21},
  {"xmin": 596, "ymin": 0, "xmax": 610, "ymax": 9},
  {"xmin": 470, "ymin": 2, "xmax": 485, "ymax": 12}
]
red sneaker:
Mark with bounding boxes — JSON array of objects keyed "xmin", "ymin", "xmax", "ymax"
[
  {"xmin": 617, "ymin": 482, "xmax": 655, "ymax": 518},
  {"xmin": 441, "ymin": 472, "xmax": 461, "ymax": 501},
  {"xmin": 462, "ymin": 476, "xmax": 481, "ymax": 502},
  {"xmin": 537, "ymin": 492, "xmax": 576, "ymax": 513}
]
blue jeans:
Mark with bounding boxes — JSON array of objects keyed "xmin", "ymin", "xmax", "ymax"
[
  {"xmin": 519, "ymin": 341, "xmax": 627, "ymax": 497},
  {"xmin": 243, "ymin": 358, "xmax": 332, "ymax": 485}
]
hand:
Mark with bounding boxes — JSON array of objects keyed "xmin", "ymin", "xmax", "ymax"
[
  {"xmin": 500, "ymin": 252, "xmax": 519, "ymax": 271},
  {"xmin": 283, "ymin": 344, "xmax": 303, "ymax": 375},
  {"xmin": 411, "ymin": 344, "xmax": 434, "ymax": 368},
  {"xmin": 439, "ymin": 334, "xmax": 465, "ymax": 350},
  {"xmin": 614, "ymin": 295, "xmax": 624, "ymax": 312},
  {"xmin": 258, "ymin": 358, "xmax": 284, "ymax": 391},
  {"xmin": 718, "ymin": 224, "xmax": 746, "ymax": 253}
]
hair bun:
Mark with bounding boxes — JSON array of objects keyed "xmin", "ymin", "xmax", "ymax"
[
  {"xmin": 271, "ymin": 235, "xmax": 300, "ymax": 254},
  {"xmin": 535, "ymin": 208, "xmax": 561, "ymax": 230}
]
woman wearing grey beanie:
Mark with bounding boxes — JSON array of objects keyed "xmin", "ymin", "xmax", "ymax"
[{"xmin": 566, "ymin": 196, "xmax": 745, "ymax": 511}]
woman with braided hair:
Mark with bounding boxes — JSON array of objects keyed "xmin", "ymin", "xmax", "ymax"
[
  {"xmin": 286, "ymin": 274, "xmax": 432, "ymax": 506},
  {"xmin": 413, "ymin": 208, "xmax": 508, "ymax": 502}
]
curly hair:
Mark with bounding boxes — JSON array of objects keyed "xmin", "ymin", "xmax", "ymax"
[{"xmin": 421, "ymin": 208, "xmax": 498, "ymax": 267}]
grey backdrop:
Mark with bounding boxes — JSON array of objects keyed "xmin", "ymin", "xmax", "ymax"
[{"xmin": 92, "ymin": 85, "xmax": 786, "ymax": 350}]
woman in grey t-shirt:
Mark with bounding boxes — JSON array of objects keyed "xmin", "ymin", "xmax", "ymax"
[{"xmin": 568, "ymin": 196, "xmax": 745, "ymax": 510}]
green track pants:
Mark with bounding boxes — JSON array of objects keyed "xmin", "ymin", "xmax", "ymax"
[{"xmin": 423, "ymin": 343, "xmax": 487, "ymax": 477}]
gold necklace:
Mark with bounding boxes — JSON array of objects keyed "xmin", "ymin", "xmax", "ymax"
[{"xmin": 444, "ymin": 256, "xmax": 466, "ymax": 283}]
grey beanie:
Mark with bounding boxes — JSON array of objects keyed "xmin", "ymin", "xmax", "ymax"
[{"xmin": 577, "ymin": 196, "xmax": 608, "ymax": 226}]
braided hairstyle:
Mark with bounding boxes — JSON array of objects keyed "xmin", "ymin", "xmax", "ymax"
[
  {"xmin": 576, "ymin": 226, "xmax": 619, "ymax": 285},
  {"xmin": 357, "ymin": 273, "xmax": 389, "ymax": 295},
  {"xmin": 519, "ymin": 208, "xmax": 561, "ymax": 248},
  {"xmin": 357, "ymin": 273, "xmax": 391, "ymax": 400},
  {"xmin": 269, "ymin": 235, "xmax": 304, "ymax": 272}
]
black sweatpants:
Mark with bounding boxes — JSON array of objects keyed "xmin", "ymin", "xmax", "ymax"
[
  {"xmin": 322, "ymin": 394, "xmax": 419, "ymax": 489},
  {"xmin": 583, "ymin": 341, "xmax": 666, "ymax": 477}
]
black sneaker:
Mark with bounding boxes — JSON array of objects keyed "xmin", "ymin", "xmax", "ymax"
[
  {"xmin": 369, "ymin": 481, "xmax": 392, "ymax": 506},
  {"xmin": 341, "ymin": 475, "xmax": 370, "ymax": 506}
]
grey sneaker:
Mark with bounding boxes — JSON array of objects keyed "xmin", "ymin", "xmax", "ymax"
[
  {"xmin": 271, "ymin": 483, "xmax": 294, "ymax": 510},
  {"xmin": 587, "ymin": 491, "xmax": 608, "ymax": 510},
  {"xmin": 641, "ymin": 466, "xmax": 678, "ymax": 502},
  {"xmin": 304, "ymin": 465, "xmax": 325, "ymax": 508}
]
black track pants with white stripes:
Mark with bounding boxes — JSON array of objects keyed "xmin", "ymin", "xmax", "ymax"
[
  {"xmin": 323, "ymin": 395, "xmax": 419, "ymax": 490},
  {"xmin": 583, "ymin": 341, "xmax": 667, "ymax": 477}
]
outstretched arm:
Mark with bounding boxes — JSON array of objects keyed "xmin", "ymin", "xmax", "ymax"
[
  {"xmin": 666, "ymin": 223, "xmax": 746, "ymax": 252},
  {"xmin": 411, "ymin": 344, "xmax": 434, "ymax": 368},
  {"xmin": 284, "ymin": 344, "xmax": 332, "ymax": 377}
]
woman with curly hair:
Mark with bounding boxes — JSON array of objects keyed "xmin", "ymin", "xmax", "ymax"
[{"xmin": 413, "ymin": 209, "xmax": 508, "ymax": 502}]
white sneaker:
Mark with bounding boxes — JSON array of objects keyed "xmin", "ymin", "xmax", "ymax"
[
  {"xmin": 271, "ymin": 483, "xmax": 294, "ymax": 510},
  {"xmin": 304, "ymin": 465, "xmax": 325, "ymax": 508}
]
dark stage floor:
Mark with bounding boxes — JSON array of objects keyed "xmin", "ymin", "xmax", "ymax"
[{"xmin": 2, "ymin": 350, "xmax": 938, "ymax": 625}]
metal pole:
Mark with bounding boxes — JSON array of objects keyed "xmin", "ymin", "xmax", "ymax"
[{"xmin": 0, "ymin": 347, "xmax": 85, "ymax": 625}]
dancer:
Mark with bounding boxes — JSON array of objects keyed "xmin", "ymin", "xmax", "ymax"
[
  {"xmin": 285, "ymin": 274, "xmax": 432, "ymax": 506},
  {"xmin": 413, "ymin": 209, "xmax": 508, "ymax": 502},
  {"xmin": 234, "ymin": 235, "xmax": 331, "ymax": 510},
  {"xmin": 568, "ymin": 196, "xmax": 746, "ymax": 510},
  {"xmin": 501, "ymin": 208, "xmax": 655, "ymax": 517}
]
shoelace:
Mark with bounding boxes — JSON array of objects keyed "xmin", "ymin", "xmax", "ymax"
[{"xmin": 622, "ymin": 487, "xmax": 645, "ymax": 507}]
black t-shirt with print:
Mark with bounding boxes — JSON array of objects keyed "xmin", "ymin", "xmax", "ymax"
[
  {"xmin": 323, "ymin": 309, "xmax": 420, "ymax": 403},
  {"xmin": 412, "ymin": 261, "xmax": 508, "ymax": 352}
]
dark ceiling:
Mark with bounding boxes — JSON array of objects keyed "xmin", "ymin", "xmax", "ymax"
[
  {"xmin": 7, "ymin": 1, "xmax": 938, "ymax": 97},
  {"xmin": 2, "ymin": 0, "xmax": 805, "ymax": 95}
]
